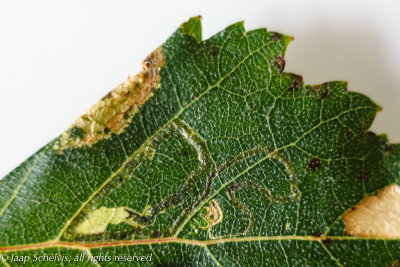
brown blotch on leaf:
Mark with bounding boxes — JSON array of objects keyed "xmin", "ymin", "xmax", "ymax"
[
  {"xmin": 211, "ymin": 49, "xmax": 218, "ymax": 57},
  {"xmin": 276, "ymin": 57, "xmax": 285, "ymax": 74},
  {"xmin": 289, "ymin": 75, "xmax": 303, "ymax": 92},
  {"xmin": 312, "ymin": 230, "xmax": 322, "ymax": 237},
  {"xmin": 321, "ymin": 90, "xmax": 329, "ymax": 99},
  {"xmin": 308, "ymin": 158, "xmax": 321, "ymax": 171},
  {"xmin": 271, "ymin": 32, "xmax": 282, "ymax": 41}
]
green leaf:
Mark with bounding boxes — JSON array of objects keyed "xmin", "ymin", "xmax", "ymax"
[
  {"xmin": 1, "ymin": 16, "xmax": 399, "ymax": 266},
  {"xmin": 180, "ymin": 15, "xmax": 202, "ymax": 43}
]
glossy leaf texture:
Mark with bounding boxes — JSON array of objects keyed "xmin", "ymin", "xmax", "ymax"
[{"xmin": 1, "ymin": 17, "xmax": 399, "ymax": 266}]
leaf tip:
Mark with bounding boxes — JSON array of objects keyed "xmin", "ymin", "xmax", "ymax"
[{"xmin": 180, "ymin": 16, "xmax": 202, "ymax": 43}]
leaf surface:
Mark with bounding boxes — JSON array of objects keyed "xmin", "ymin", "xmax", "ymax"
[{"xmin": 0, "ymin": 17, "xmax": 399, "ymax": 266}]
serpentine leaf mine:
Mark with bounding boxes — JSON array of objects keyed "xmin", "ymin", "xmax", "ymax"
[{"xmin": 0, "ymin": 16, "xmax": 399, "ymax": 266}]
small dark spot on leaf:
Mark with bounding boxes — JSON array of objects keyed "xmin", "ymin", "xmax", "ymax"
[
  {"xmin": 104, "ymin": 127, "xmax": 110, "ymax": 134},
  {"xmin": 312, "ymin": 230, "xmax": 322, "ymax": 237},
  {"xmin": 210, "ymin": 172, "xmax": 216, "ymax": 178},
  {"xmin": 144, "ymin": 58, "xmax": 152, "ymax": 68},
  {"xmin": 308, "ymin": 158, "xmax": 321, "ymax": 171},
  {"xmin": 271, "ymin": 32, "xmax": 282, "ymax": 41},
  {"xmin": 287, "ymin": 196, "xmax": 295, "ymax": 201},
  {"xmin": 211, "ymin": 49, "xmax": 218, "ymax": 57},
  {"xmin": 289, "ymin": 75, "xmax": 303, "ymax": 91},
  {"xmin": 182, "ymin": 150, "xmax": 188, "ymax": 156},
  {"xmin": 321, "ymin": 90, "xmax": 329, "ymax": 99},
  {"xmin": 194, "ymin": 93, "xmax": 199, "ymax": 98},
  {"xmin": 276, "ymin": 57, "xmax": 285, "ymax": 74},
  {"xmin": 322, "ymin": 238, "xmax": 332, "ymax": 246}
]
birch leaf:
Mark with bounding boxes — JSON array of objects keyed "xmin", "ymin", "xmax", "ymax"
[{"xmin": 1, "ymin": 17, "xmax": 399, "ymax": 266}]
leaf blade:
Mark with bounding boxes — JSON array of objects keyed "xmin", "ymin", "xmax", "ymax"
[{"xmin": 0, "ymin": 16, "xmax": 399, "ymax": 266}]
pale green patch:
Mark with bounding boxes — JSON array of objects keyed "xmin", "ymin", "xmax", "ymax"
[
  {"xmin": 142, "ymin": 205, "xmax": 151, "ymax": 216},
  {"xmin": 75, "ymin": 207, "xmax": 131, "ymax": 235}
]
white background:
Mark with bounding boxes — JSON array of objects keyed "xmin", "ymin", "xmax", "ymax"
[{"xmin": 0, "ymin": 0, "xmax": 399, "ymax": 178}]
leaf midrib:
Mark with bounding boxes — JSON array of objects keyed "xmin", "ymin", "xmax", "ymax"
[{"xmin": 0, "ymin": 235, "xmax": 399, "ymax": 254}]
